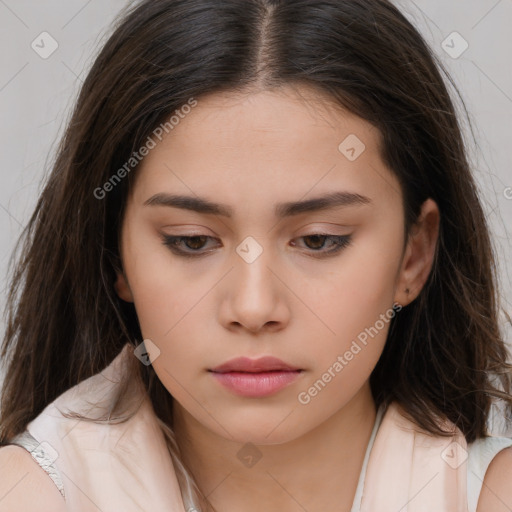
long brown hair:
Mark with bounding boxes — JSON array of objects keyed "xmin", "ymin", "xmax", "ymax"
[{"xmin": 2, "ymin": 0, "xmax": 511, "ymax": 508}]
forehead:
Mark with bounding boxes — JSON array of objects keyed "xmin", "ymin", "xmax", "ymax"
[
  {"xmin": 129, "ymin": 85, "xmax": 400, "ymax": 215},
  {"xmin": 155, "ymin": 84, "xmax": 380, "ymax": 153}
]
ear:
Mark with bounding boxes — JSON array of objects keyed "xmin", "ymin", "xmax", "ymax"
[
  {"xmin": 114, "ymin": 271, "xmax": 134, "ymax": 303},
  {"xmin": 394, "ymin": 198, "xmax": 440, "ymax": 307}
]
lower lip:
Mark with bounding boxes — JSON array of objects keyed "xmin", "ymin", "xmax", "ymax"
[{"xmin": 210, "ymin": 370, "xmax": 302, "ymax": 397}]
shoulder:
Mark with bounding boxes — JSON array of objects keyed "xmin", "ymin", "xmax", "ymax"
[
  {"xmin": 0, "ymin": 445, "xmax": 66, "ymax": 512},
  {"xmin": 476, "ymin": 445, "xmax": 512, "ymax": 512}
]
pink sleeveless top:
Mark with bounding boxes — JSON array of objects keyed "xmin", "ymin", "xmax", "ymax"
[{"xmin": 8, "ymin": 343, "xmax": 512, "ymax": 511}]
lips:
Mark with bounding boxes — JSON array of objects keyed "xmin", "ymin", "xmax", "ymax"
[
  {"xmin": 209, "ymin": 356, "xmax": 303, "ymax": 397},
  {"xmin": 209, "ymin": 356, "xmax": 301, "ymax": 374}
]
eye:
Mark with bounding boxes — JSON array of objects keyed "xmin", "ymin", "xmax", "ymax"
[
  {"xmin": 290, "ymin": 234, "xmax": 352, "ymax": 257},
  {"xmin": 162, "ymin": 233, "xmax": 352, "ymax": 259},
  {"xmin": 162, "ymin": 235, "xmax": 219, "ymax": 258}
]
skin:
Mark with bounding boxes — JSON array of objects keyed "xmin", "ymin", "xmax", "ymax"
[{"xmin": 114, "ymin": 84, "xmax": 440, "ymax": 512}]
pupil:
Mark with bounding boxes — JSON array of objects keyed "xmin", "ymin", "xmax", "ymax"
[
  {"xmin": 305, "ymin": 235, "xmax": 325, "ymax": 249},
  {"xmin": 187, "ymin": 236, "xmax": 206, "ymax": 249}
]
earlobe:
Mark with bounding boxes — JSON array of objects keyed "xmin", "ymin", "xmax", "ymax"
[
  {"xmin": 114, "ymin": 271, "xmax": 134, "ymax": 303},
  {"xmin": 394, "ymin": 198, "xmax": 440, "ymax": 306}
]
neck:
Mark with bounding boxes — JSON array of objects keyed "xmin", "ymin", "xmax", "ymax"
[{"xmin": 173, "ymin": 383, "xmax": 377, "ymax": 512}]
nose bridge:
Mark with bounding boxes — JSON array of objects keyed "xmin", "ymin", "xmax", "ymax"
[
  {"xmin": 221, "ymin": 235, "xmax": 288, "ymax": 332},
  {"xmin": 234, "ymin": 235, "xmax": 275, "ymax": 303}
]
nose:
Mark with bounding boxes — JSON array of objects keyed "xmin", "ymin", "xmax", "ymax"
[{"xmin": 218, "ymin": 242, "xmax": 291, "ymax": 334}]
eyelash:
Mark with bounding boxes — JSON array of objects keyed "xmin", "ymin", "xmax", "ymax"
[{"xmin": 161, "ymin": 233, "xmax": 352, "ymax": 259}]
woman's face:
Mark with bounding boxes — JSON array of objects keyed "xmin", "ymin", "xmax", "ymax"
[{"xmin": 115, "ymin": 85, "xmax": 438, "ymax": 444}]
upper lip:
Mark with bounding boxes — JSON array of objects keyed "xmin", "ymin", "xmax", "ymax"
[{"xmin": 210, "ymin": 356, "xmax": 301, "ymax": 373}]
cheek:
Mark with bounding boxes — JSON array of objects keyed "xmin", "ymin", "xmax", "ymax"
[
  {"xmin": 293, "ymin": 220, "xmax": 403, "ymax": 412},
  {"xmin": 295, "ymin": 264, "xmax": 397, "ymax": 419},
  {"xmin": 121, "ymin": 220, "xmax": 207, "ymax": 338},
  {"xmin": 306, "ymin": 224, "xmax": 403, "ymax": 348},
  {"xmin": 122, "ymin": 237, "xmax": 218, "ymax": 389}
]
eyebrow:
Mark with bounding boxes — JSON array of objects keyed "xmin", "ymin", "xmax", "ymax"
[{"xmin": 144, "ymin": 191, "xmax": 372, "ymax": 218}]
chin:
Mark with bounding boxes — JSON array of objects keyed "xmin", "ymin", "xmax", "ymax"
[{"xmin": 209, "ymin": 414, "xmax": 311, "ymax": 447}]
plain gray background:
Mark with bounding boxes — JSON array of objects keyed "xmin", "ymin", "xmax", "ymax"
[{"xmin": 0, "ymin": 0, "xmax": 511, "ymax": 379}]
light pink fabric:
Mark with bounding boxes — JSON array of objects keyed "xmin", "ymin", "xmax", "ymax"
[
  {"xmin": 24, "ymin": 344, "xmax": 469, "ymax": 511},
  {"xmin": 360, "ymin": 401, "xmax": 468, "ymax": 511},
  {"xmin": 26, "ymin": 344, "xmax": 187, "ymax": 511}
]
